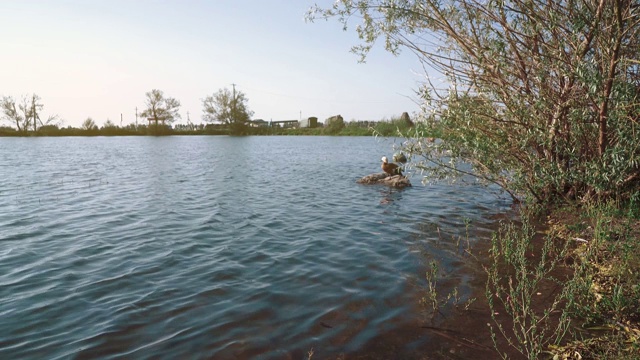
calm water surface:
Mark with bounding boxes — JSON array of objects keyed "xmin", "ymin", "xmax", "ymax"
[{"xmin": 0, "ymin": 136, "xmax": 511, "ymax": 359}]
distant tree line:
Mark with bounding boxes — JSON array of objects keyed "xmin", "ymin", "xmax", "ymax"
[
  {"xmin": 0, "ymin": 115, "xmax": 412, "ymax": 137},
  {"xmin": 0, "ymin": 86, "xmax": 255, "ymax": 136},
  {"xmin": 1, "ymin": 87, "xmax": 414, "ymax": 137}
]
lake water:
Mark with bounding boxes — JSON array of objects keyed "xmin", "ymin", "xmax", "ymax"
[{"xmin": 0, "ymin": 136, "xmax": 512, "ymax": 359}]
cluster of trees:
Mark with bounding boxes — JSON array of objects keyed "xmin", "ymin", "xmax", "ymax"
[
  {"xmin": 309, "ymin": 0, "xmax": 640, "ymax": 204},
  {"xmin": 135, "ymin": 87, "xmax": 254, "ymax": 135},
  {"xmin": 1, "ymin": 87, "xmax": 255, "ymax": 135},
  {"xmin": 0, "ymin": 86, "xmax": 415, "ymax": 137}
]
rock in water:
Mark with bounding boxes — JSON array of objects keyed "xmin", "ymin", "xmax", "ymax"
[{"xmin": 356, "ymin": 173, "xmax": 411, "ymax": 188}]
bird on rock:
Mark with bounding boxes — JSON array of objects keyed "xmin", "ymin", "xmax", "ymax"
[
  {"xmin": 393, "ymin": 152, "xmax": 407, "ymax": 164},
  {"xmin": 381, "ymin": 156, "xmax": 403, "ymax": 176}
]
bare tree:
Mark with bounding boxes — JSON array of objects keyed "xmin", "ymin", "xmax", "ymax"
[
  {"xmin": 1, "ymin": 94, "xmax": 59, "ymax": 132},
  {"xmin": 0, "ymin": 96, "xmax": 28, "ymax": 132}
]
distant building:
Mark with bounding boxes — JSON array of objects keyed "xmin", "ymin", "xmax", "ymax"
[
  {"xmin": 271, "ymin": 120, "xmax": 299, "ymax": 128},
  {"xmin": 146, "ymin": 117, "xmax": 171, "ymax": 130},
  {"xmin": 147, "ymin": 117, "xmax": 167, "ymax": 126},
  {"xmin": 324, "ymin": 114, "xmax": 344, "ymax": 127},
  {"xmin": 250, "ymin": 119, "xmax": 269, "ymax": 127},
  {"xmin": 299, "ymin": 117, "xmax": 318, "ymax": 128}
]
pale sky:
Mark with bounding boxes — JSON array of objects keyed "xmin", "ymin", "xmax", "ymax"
[{"xmin": 1, "ymin": 0, "xmax": 425, "ymax": 128}]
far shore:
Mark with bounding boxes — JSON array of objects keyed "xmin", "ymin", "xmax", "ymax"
[{"xmin": 0, "ymin": 118, "xmax": 417, "ymax": 138}]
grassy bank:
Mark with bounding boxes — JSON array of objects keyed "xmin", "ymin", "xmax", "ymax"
[{"xmin": 483, "ymin": 201, "xmax": 640, "ymax": 359}]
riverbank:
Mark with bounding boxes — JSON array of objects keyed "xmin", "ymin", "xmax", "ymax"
[
  {"xmin": 544, "ymin": 202, "xmax": 640, "ymax": 359},
  {"xmin": 377, "ymin": 201, "xmax": 640, "ymax": 359},
  {"xmin": 0, "ymin": 117, "xmax": 414, "ymax": 137},
  {"xmin": 456, "ymin": 202, "xmax": 640, "ymax": 359},
  {"xmin": 0, "ymin": 126, "xmax": 374, "ymax": 137}
]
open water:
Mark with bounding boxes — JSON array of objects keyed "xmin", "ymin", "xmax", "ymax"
[{"xmin": 0, "ymin": 136, "xmax": 512, "ymax": 359}]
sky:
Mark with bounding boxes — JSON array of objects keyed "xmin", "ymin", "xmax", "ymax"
[{"xmin": 0, "ymin": 0, "xmax": 426, "ymax": 128}]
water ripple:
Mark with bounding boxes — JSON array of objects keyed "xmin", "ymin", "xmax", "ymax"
[{"xmin": 0, "ymin": 136, "xmax": 512, "ymax": 359}]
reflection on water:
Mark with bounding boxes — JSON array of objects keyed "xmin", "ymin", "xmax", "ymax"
[{"xmin": 0, "ymin": 136, "xmax": 512, "ymax": 359}]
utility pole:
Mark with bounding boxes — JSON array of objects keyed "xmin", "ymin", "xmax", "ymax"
[
  {"xmin": 120, "ymin": 113, "xmax": 123, "ymax": 127},
  {"xmin": 135, "ymin": 107, "xmax": 138, "ymax": 128},
  {"xmin": 231, "ymin": 83, "xmax": 237, "ymax": 121},
  {"xmin": 31, "ymin": 94, "xmax": 40, "ymax": 132}
]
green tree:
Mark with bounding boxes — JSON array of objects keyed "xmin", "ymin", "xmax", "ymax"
[
  {"xmin": 139, "ymin": 89, "xmax": 181, "ymax": 134},
  {"xmin": 309, "ymin": 1, "xmax": 640, "ymax": 203},
  {"xmin": 202, "ymin": 87, "xmax": 254, "ymax": 134}
]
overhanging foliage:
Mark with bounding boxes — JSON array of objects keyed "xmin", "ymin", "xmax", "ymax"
[{"xmin": 309, "ymin": 0, "xmax": 640, "ymax": 203}]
